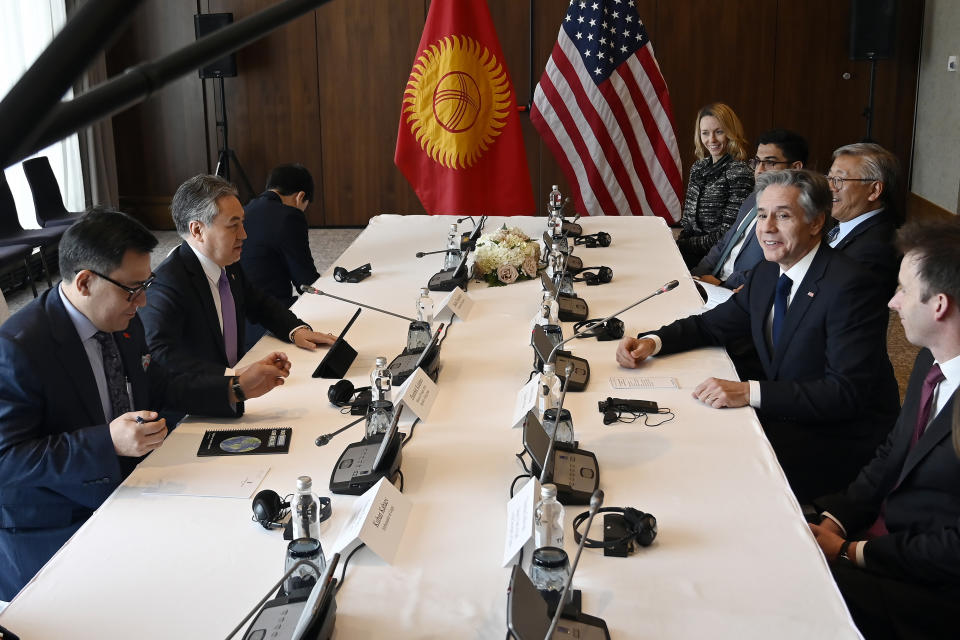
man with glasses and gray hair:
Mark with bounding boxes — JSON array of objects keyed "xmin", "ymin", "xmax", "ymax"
[
  {"xmin": 0, "ymin": 209, "xmax": 289, "ymax": 602},
  {"xmin": 141, "ymin": 175, "xmax": 336, "ymax": 391},
  {"xmin": 825, "ymin": 142, "xmax": 900, "ymax": 296},
  {"xmin": 617, "ymin": 170, "xmax": 899, "ymax": 502}
]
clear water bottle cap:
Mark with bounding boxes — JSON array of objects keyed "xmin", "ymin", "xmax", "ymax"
[
  {"xmin": 297, "ymin": 476, "xmax": 312, "ymax": 491},
  {"xmin": 449, "ymin": 223, "xmax": 458, "ymax": 231},
  {"xmin": 551, "ymin": 185, "xmax": 558, "ymax": 191},
  {"xmin": 543, "ymin": 362, "xmax": 556, "ymax": 375},
  {"xmin": 420, "ymin": 287, "xmax": 430, "ymax": 296},
  {"xmin": 375, "ymin": 356, "xmax": 387, "ymax": 367},
  {"xmin": 551, "ymin": 242, "xmax": 561, "ymax": 251},
  {"xmin": 541, "ymin": 483, "xmax": 557, "ymax": 499}
]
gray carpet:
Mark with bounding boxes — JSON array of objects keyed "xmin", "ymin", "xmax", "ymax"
[{"xmin": 2, "ymin": 228, "xmax": 362, "ymax": 317}]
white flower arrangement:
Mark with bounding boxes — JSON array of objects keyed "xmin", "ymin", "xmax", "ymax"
[{"xmin": 473, "ymin": 225, "xmax": 541, "ymax": 286}]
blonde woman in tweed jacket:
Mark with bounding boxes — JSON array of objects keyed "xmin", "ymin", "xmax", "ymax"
[{"xmin": 677, "ymin": 103, "xmax": 754, "ymax": 268}]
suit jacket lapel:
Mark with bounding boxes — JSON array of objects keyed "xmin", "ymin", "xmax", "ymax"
[
  {"xmin": 835, "ymin": 210, "xmax": 886, "ymax": 250},
  {"xmin": 899, "ymin": 389, "xmax": 957, "ymax": 483},
  {"xmin": 179, "ymin": 243, "xmax": 229, "ymax": 363},
  {"xmin": 749, "ymin": 262, "xmax": 777, "ymax": 371},
  {"xmin": 769, "ymin": 244, "xmax": 829, "ymax": 376},
  {"xmin": 47, "ymin": 289, "xmax": 108, "ymax": 424}
]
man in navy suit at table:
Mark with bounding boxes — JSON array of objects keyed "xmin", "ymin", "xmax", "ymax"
[
  {"xmin": 141, "ymin": 175, "xmax": 335, "ymax": 384},
  {"xmin": 809, "ymin": 219, "xmax": 960, "ymax": 639},
  {"xmin": 616, "ymin": 170, "xmax": 899, "ymax": 502},
  {"xmin": 241, "ymin": 164, "xmax": 321, "ymax": 350},
  {"xmin": 0, "ymin": 210, "xmax": 289, "ymax": 602},
  {"xmin": 691, "ymin": 129, "xmax": 808, "ymax": 290}
]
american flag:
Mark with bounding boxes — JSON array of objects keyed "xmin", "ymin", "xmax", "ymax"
[{"xmin": 531, "ymin": 0, "xmax": 683, "ymax": 221}]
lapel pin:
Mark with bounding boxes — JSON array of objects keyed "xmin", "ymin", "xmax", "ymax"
[{"xmin": 807, "ymin": 291, "xmax": 815, "ymax": 298}]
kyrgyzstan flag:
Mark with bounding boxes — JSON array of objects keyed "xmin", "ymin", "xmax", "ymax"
[{"xmin": 395, "ymin": 0, "xmax": 535, "ymax": 215}]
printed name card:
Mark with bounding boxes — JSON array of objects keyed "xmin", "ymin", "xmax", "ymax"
[
  {"xmin": 394, "ymin": 367, "xmax": 438, "ymax": 421},
  {"xmin": 502, "ymin": 476, "xmax": 539, "ymax": 567},
  {"xmin": 435, "ymin": 287, "xmax": 475, "ymax": 322},
  {"xmin": 332, "ymin": 477, "xmax": 412, "ymax": 564},
  {"xmin": 512, "ymin": 377, "xmax": 540, "ymax": 429}
]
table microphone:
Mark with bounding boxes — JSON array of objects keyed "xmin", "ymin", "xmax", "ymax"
[
  {"xmin": 415, "ymin": 248, "xmax": 460, "ymax": 258},
  {"xmin": 546, "ymin": 279, "xmax": 680, "ymax": 364},
  {"xmin": 457, "ymin": 215, "xmax": 476, "ymax": 228},
  {"xmin": 315, "ymin": 415, "xmax": 366, "ymax": 447},
  {"xmin": 299, "ymin": 285, "xmax": 416, "ymax": 323},
  {"xmin": 544, "ymin": 490, "xmax": 604, "ymax": 640},
  {"xmin": 540, "ymin": 362, "xmax": 574, "ymax": 485}
]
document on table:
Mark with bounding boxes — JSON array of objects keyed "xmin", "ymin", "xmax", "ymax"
[{"xmin": 125, "ymin": 463, "xmax": 269, "ymax": 498}]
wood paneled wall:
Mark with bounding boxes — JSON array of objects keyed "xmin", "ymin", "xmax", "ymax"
[{"xmin": 106, "ymin": 0, "xmax": 923, "ymax": 229}]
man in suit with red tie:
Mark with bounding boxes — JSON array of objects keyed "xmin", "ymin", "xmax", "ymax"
[
  {"xmin": 616, "ymin": 170, "xmax": 899, "ymax": 502},
  {"xmin": 810, "ymin": 219, "xmax": 960, "ymax": 639}
]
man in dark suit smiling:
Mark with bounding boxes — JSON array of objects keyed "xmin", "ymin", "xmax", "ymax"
[{"xmin": 616, "ymin": 170, "xmax": 899, "ymax": 501}]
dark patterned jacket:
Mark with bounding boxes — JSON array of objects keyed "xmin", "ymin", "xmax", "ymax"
[{"xmin": 677, "ymin": 154, "xmax": 754, "ymax": 267}]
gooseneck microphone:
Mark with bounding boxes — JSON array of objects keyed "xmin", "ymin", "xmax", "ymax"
[
  {"xmin": 415, "ymin": 248, "xmax": 460, "ymax": 258},
  {"xmin": 540, "ymin": 362, "xmax": 574, "ymax": 485},
  {"xmin": 315, "ymin": 415, "xmax": 366, "ymax": 447},
  {"xmin": 544, "ymin": 490, "xmax": 604, "ymax": 640},
  {"xmin": 546, "ymin": 279, "xmax": 680, "ymax": 364},
  {"xmin": 299, "ymin": 285, "xmax": 416, "ymax": 323}
]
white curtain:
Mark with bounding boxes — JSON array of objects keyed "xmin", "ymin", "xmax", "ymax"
[{"xmin": 0, "ymin": 0, "xmax": 85, "ymax": 230}]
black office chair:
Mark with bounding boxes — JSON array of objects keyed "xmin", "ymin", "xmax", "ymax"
[
  {"xmin": 22, "ymin": 156, "xmax": 84, "ymax": 228},
  {"xmin": 0, "ymin": 173, "xmax": 64, "ymax": 288},
  {"xmin": 0, "ymin": 244, "xmax": 38, "ymax": 298}
]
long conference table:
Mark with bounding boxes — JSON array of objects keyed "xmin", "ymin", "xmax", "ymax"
[{"xmin": 0, "ymin": 215, "xmax": 861, "ymax": 639}]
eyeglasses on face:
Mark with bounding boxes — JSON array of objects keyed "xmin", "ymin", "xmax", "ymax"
[
  {"xmin": 825, "ymin": 175, "xmax": 875, "ymax": 190},
  {"xmin": 81, "ymin": 269, "xmax": 156, "ymax": 301},
  {"xmin": 748, "ymin": 157, "xmax": 789, "ymax": 171}
]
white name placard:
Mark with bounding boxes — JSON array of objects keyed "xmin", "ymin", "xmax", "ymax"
[
  {"xmin": 512, "ymin": 377, "xmax": 540, "ymax": 429},
  {"xmin": 394, "ymin": 367, "xmax": 438, "ymax": 421},
  {"xmin": 332, "ymin": 477, "xmax": 412, "ymax": 564},
  {"xmin": 435, "ymin": 287, "xmax": 475, "ymax": 322},
  {"xmin": 502, "ymin": 476, "xmax": 539, "ymax": 567}
]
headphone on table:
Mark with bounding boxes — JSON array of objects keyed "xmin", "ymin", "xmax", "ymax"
[
  {"xmin": 328, "ymin": 379, "xmax": 372, "ymax": 409},
  {"xmin": 251, "ymin": 489, "xmax": 333, "ymax": 530},
  {"xmin": 574, "ymin": 231, "xmax": 612, "ymax": 248},
  {"xmin": 572, "ymin": 506, "xmax": 657, "ymax": 551},
  {"xmin": 573, "ymin": 317, "xmax": 624, "ymax": 341},
  {"xmin": 333, "ymin": 263, "xmax": 372, "ymax": 283},
  {"xmin": 572, "ymin": 266, "xmax": 613, "ymax": 286}
]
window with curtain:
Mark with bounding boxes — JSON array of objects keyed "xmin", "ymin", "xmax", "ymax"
[{"xmin": 1, "ymin": 0, "xmax": 84, "ymax": 230}]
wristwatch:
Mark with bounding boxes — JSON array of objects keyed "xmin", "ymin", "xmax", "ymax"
[
  {"xmin": 231, "ymin": 376, "xmax": 247, "ymax": 402},
  {"xmin": 838, "ymin": 539, "xmax": 854, "ymax": 564}
]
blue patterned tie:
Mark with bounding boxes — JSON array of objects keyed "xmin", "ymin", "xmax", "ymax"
[
  {"xmin": 771, "ymin": 274, "xmax": 792, "ymax": 346},
  {"xmin": 94, "ymin": 331, "xmax": 131, "ymax": 420},
  {"xmin": 218, "ymin": 269, "xmax": 239, "ymax": 367}
]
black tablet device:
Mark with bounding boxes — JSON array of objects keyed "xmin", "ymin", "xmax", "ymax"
[{"xmin": 312, "ymin": 308, "xmax": 362, "ymax": 379}]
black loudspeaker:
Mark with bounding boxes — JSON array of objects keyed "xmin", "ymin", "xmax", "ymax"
[
  {"xmin": 194, "ymin": 13, "xmax": 238, "ymax": 78},
  {"xmin": 849, "ymin": 0, "xmax": 896, "ymax": 60}
]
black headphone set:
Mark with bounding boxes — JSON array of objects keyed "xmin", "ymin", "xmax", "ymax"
[
  {"xmin": 572, "ymin": 266, "xmax": 613, "ymax": 286},
  {"xmin": 573, "ymin": 231, "xmax": 611, "ymax": 248},
  {"xmin": 333, "ymin": 263, "xmax": 372, "ymax": 283},
  {"xmin": 251, "ymin": 489, "xmax": 332, "ymax": 530},
  {"xmin": 328, "ymin": 379, "xmax": 372, "ymax": 415},
  {"xmin": 572, "ymin": 506, "xmax": 657, "ymax": 556},
  {"xmin": 598, "ymin": 397, "xmax": 674, "ymax": 427},
  {"xmin": 573, "ymin": 317, "xmax": 624, "ymax": 341}
]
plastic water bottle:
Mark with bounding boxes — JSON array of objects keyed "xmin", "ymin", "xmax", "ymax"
[
  {"xmin": 292, "ymin": 475, "xmax": 321, "ymax": 542},
  {"xmin": 534, "ymin": 483, "xmax": 565, "ymax": 549},
  {"xmin": 417, "ymin": 287, "xmax": 435, "ymax": 326},
  {"xmin": 537, "ymin": 363, "xmax": 562, "ymax": 419},
  {"xmin": 546, "ymin": 185, "xmax": 563, "ymax": 238},
  {"xmin": 371, "ymin": 356, "xmax": 392, "ymax": 402},
  {"xmin": 542, "ymin": 290, "xmax": 560, "ymax": 325},
  {"xmin": 547, "ymin": 242, "xmax": 565, "ymax": 280},
  {"xmin": 443, "ymin": 223, "xmax": 461, "ymax": 270}
]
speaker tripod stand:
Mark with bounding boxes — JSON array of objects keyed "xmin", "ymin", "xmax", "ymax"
[{"xmin": 212, "ymin": 74, "xmax": 254, "ymax": 199}]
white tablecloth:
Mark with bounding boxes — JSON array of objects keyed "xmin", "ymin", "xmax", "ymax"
[{"xmin": 0, "ymin": 215, "xmax": 860, "ymax": 639}]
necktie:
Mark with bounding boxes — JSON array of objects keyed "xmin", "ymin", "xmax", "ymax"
[
  {"xmin": 771, "ymin": 274, "xmax": 792, "ymax": 346},
  {"xmin": 826, "ymin": 225, "xmax": 840, "ymax": 245},
  {"xmin": 712, "ymin": 207, "xmax": 758, "ymax": 277},
  {"xmin": 218, "ymin": 269, "xmax": 239, "ymax": 367},
  {"xmin": 94, "ymin": 331, "xmax": 131, "ymax": 421},
  {"xmin": 911, "ymin": 363, "xmax": 945, "ymax": 446}
]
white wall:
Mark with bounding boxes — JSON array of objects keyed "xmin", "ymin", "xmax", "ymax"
[{"xmin": 911, "ymin": 0, "xmax": 960, "ymax": 214}]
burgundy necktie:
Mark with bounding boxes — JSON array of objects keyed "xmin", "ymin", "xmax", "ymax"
[
  {"xmin": 218, "ymin": 269, "xmax": 238, "ymax": 367},
  {"xmin": 867, "ymin": 362, "xmax": 945, "ymax": 538}
]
